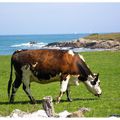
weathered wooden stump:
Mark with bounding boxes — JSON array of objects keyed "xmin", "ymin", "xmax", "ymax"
[{"xmin": 42, "ymin": 96, "xmax": 58, "ymax": 117}]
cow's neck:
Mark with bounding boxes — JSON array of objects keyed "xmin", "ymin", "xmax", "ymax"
[
  {"xmin": 78, "ymin": 60, "xmax": 94, "ymax": 81},
  {"xmin": 78, "ymin": 70, "xmax": 94, "ymax": 82}
]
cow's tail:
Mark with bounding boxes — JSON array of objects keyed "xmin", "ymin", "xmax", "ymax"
[{"xmin": 8, "ymin": 57, "xmax": 13, "ymax": 99}]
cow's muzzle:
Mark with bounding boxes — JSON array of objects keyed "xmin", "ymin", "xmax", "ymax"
[{"xmin": 95, "ymin": 93, "xmax": 101, "ymax": 97}]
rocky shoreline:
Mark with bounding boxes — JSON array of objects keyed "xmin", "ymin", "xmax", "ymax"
[{"xmin": 45, "ymin": 38, "xmax": 120, "ymax": 51}]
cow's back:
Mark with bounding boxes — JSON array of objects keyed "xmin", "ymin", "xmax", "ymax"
[{"xmin": 12, "ymin": 49, "xmax": 79, "ymax": 77}]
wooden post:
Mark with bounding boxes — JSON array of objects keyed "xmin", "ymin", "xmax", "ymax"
[{"xmin": 42, "ymin": 96, "xmax": 58, "ymax": 117}]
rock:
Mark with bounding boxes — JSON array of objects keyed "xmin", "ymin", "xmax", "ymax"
[
  {"xmin": 58, "ymin": 110, "xmax": 71, "ymax": 117},
  {"xmin": 10, "ymin": 109, "xmax": 26, "ymax": 118},
  {"xmin": 67, "ymin": 107, "xmax": 90, "ymax": 118},
  {"xmin": 84, "ymin": 42, "xmax": 97, "ymax": 48},
  {"xmin": 45, "ymin": 38, "xmax": 120, "ymax": 51},
  {"xmin": 9, "ymin": 109, "xmax": 48, "ymax": 118}
]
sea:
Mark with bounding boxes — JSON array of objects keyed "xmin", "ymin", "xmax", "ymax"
[{"xmin": 0, "ymin": 33, "xmax": 102, "ymax": 55}]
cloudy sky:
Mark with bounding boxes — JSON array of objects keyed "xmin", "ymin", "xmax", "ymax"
[{"xmin": 0, "ymin": 3, "xmax": 120, "ymax": 35}]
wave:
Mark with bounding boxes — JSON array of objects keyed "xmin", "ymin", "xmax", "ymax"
[
  {"xmin": 43, "ymin": 46, "xmax": 105, "ymax": 52},
  {"xmin": 71, "ymin": 47, "xmax": 105, "ymax": 52},
  {"xmin": 11, "ymin": 42, "xmax": 48, "ymax": 49}
]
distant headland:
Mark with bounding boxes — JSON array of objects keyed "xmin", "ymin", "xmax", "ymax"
[{"xmin": 46, "ymin": 33, "xmax": 120, "ymax": 50}]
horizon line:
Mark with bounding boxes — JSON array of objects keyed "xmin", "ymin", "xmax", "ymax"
[{"xmin": 0, "ymin": 32, "xmax": 119, "ymax": 36}]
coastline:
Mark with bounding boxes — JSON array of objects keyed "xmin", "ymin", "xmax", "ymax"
[
  {"xmin": 45, "ymin": 33, "xmax": 120, "ymax": 51},
  {"xmin": 0, "ymin": 33, "xmax": 120, "ymax": 55}
]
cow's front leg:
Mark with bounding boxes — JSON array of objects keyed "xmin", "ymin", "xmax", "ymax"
[{"xmin": 57, "ymin": 74, "xmax": 70, "ymax": 103}]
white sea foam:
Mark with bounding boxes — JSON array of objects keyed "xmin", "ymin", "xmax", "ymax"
[
  {"xmin": 72, "ymin": 47, "xmax": 106, "ymax": 52},
  {"xmin": 11, "ymin": 42, "xmax": 47, "ymax": 48},
  {"xmin": 43, "ymin": 46, "xmax": 106, "ymax": 52}
]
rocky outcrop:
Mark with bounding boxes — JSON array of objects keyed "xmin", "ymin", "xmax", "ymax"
[
  {"xmin": 46, "ymin": 38, "xmax": 120, "ymax": 50},
  {"xmin": 81, "ymin": 39, "xmax": 120, "ymax": 50}
]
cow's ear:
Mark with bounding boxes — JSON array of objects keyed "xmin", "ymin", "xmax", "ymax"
[
  {"xmin": 97, "ymin": 73, "xmax": 99, "ymax": 78},
  {"xmin": 94, "ymin": 73, "xmax": 99, "ymax": 78}
]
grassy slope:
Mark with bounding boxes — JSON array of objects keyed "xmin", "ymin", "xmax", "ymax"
[
  {"xmin": 84, "ymin": 33, "xmax": 120, "ymax": 41},
  {"xmin": 0, "ymin": 51, "xmax": 120, "ymax": 117}
]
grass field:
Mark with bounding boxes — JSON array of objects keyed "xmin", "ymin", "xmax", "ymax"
[
  {"xmin": 0, "ymin": 51, "xmax": 120, "ymax": 117},
  {"xmin": 84, "ymin": 32, "xmax": 120, "ymax": 41}
]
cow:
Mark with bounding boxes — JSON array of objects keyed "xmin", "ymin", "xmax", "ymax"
[{"xmin": 8, "ymin": 49, "xmax": 102, "ymax": 104}]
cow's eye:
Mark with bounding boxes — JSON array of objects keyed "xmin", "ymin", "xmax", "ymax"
[{"xmin": 91, "ymin": 81, "xmax": 96, "ymax": 85}]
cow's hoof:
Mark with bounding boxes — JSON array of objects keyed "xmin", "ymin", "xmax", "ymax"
[
  {"xmin": 55, "ymin": 97, "xmax": 60, "ymax": 104},
  {"xmin": 31, "ymin": 100, "xmax": 37, "ymax": 104},
  {"xmin": 30, "ymin": 101, "xmax": 36, "ymax": 104},
  {"xmin": 55, "ymin": 101, "xmax": 60, "ymax": 104},
  {"xmin": 9, "ymin": 98, "xmax": 14, "ymax": 104},
  {"xmin": 30, "ymin": 99, "xmax": 37, "ymax": 104},
  {"xmin": 9, "ymin": 101, "xmax": 14, "ymax": 104},
  {"xmin": 67, "ymin": 98, "xmax": 72, "ymax": 102},
  {"xmin": 55, "ymin": 99, "xmax": 60, "ymax": 104}
]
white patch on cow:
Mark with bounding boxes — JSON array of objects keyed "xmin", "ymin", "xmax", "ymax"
[
  {"xmin": 32, "ymin": 62, "xmax": 38, "ymax": 68},
  {"xmin": 16, "ymin": 49, "xmax": 22, "ymax": 52},
  {"xmin": 60, "ymin": 75, "xmax": 70, "ymax": 92},
  {"xmin": 83, "ymin": 75, "xmax": 102, "ymax": 95},
  {"xmin": 94, "ymin": 78, "xmax": 101, "ymax": 94},
  {"xmin": 79, "ymin": 54, "xmax": 85, "ymax": 62},
  {"xmin": 93, "ymin": 73, "xmax": 98, "ymax": 76},
  {"xmin": 88, "ymin": 75, "xmax": 93, "ymax": 81},
  {"xmin": 87, "ymin": 65, "xmax": 90, "ymax": 68},
  {"xmin": 21, "ymin": 65, "xmax": 33, "ymax": 97},
  {"xmin": 68, "ymin": 50, "xmax": 74, "ymax": 56}
]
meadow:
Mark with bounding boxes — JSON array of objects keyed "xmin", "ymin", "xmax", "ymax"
[
  {"xmin": 0, "ymin": 51, "xmax": 120, "ymax": 117},
  {"xmin": 84, "ymin": 32, "xmax": 120, "ymax": 41}
]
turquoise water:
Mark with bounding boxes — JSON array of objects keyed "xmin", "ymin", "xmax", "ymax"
[{"xmin": 0, "ymin": 34, "xmax": 88, "ymax": 55}]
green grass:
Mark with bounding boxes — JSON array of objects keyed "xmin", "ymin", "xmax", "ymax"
[
  {"xmin": 0, "ymin": 51, "xmax": 120, "ymax": 117},
  {"xmin": 84, "ymin": 32, "xmax": 120, "ymax": 41}
]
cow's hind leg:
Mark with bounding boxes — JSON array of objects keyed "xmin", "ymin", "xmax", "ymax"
[
  {"xmin": 10, "ymin": 75, "xmax": 22, "ymax": 103},
  {"xmin": 22, "ymin": 83, "xmax": 36, "ymax": 104},
  {"xmin": 66, "ymin": 84, "xmax": 72, "ymax": 102},
  {"xmin": 21, "ymin": 65, "xmax": 36, "ymax": 104}
]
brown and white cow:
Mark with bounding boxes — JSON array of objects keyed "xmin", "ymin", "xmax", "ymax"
[{"xmin": 8, "ymin": 49, "xmax": 102, "ymax": 104}]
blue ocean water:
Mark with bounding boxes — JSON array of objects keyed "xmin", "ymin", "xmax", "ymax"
[{"xmin": 0, "ymin": 34, "xmax": 88, "ymax": 55}]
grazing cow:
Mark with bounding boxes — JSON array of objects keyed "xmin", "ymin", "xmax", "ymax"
[{"xmin": 8, "ymin": 49, "xmax": 102, "ymax": 104}]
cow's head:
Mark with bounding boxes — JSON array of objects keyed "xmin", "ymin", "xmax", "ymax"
[{"xmin": 78, "ymin": 73, "xmax": 102, "ymax": 97}]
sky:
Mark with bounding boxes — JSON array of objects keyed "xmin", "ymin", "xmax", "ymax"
[{"xmin": 0, "ymin": 3, "xmax": 120, "ymax": 35}]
